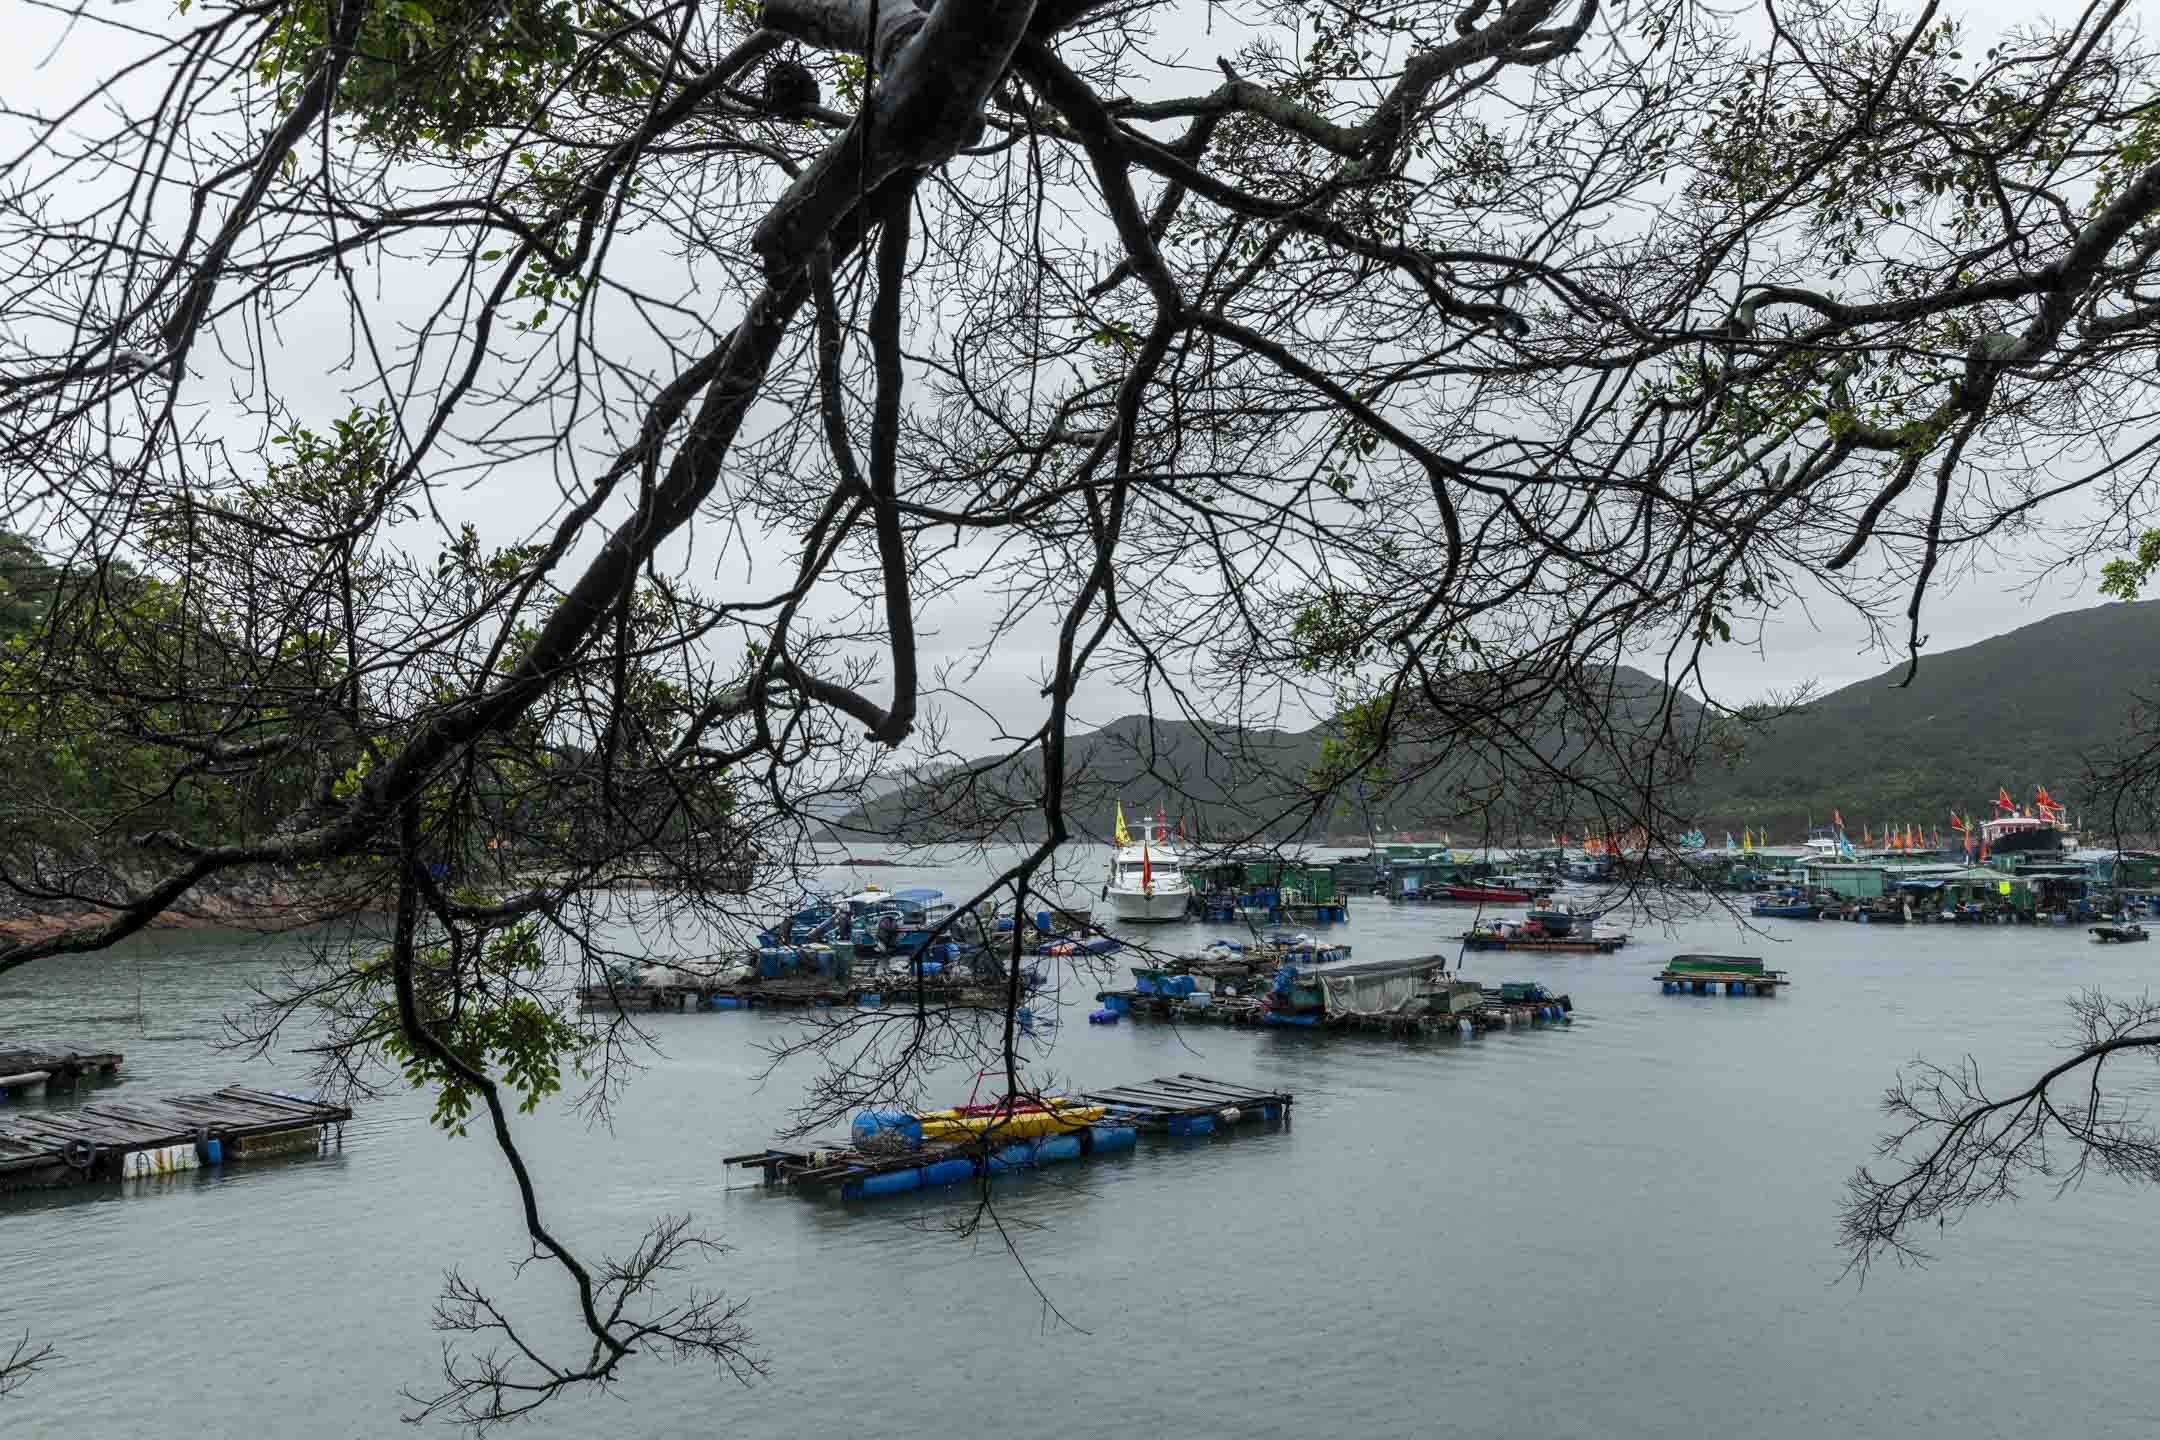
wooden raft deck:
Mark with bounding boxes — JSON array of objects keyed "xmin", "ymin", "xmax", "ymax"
[
  {"xmin": 1096, "ymin": 989, "xmax": 1573, "ymax": 1036},
  {"xmin": 726, "ymin": 1073, "xmax": 1293, "ymax": 1200},
  {"xmin": 1457, "ymin": 933, "xmax": 1629, "ymax": 953},
  {"xmin": 0, "ymin": 1086, "xmax": 351, "ymax": 1192},
  {"xmin": 0, "ymin": 1042, "xmax": 123, "ymax": 1094},
  {"xmin": 578, "ymin": 977, "xmax": 1011, "ymax": 1013}
]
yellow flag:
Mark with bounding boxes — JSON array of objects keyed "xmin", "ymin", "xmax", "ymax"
[
  {"xmin": 1114, "ymin": 800, "xmax": 1131, "ymax": 846},
  {"xmin": 1742, "ymin": 828, "xmax": 1752, "ymax": 852}
]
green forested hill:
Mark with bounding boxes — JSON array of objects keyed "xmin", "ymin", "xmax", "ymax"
[
  {"xmin": 1685, "ymin": 599, "xmax": 2160, "ymax": 835},
  {"xmin": 841, "ymin": 602, "xmax": 2160, "ymax": 842}
]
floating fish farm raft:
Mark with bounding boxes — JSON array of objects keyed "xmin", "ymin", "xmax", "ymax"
[
  {"xmin": 0, "ymin": 1086, "xmax": 351, "ymax": 1192},
  {"xmin": 0, "ymin": 1041, "xmax": 123, "ymax": 1099},
  {"xmin": 1455, "ymin": 931, "xmax": 1627, "ymax": 954},
  {"xmin": 577, "ymin": 974, "xmax": 1021, "ymax": 1013},
  {"xmin": 726, "ymin": 1074, "xmax": 1292, "ymax": 1200},
  {"xmin": 1099, "ymin": 956, "xmax": 1573, "ymax": 1038},
  {"xmin": 1655, "ymin": 955, "xmax": 1790, "ymax": 995}
]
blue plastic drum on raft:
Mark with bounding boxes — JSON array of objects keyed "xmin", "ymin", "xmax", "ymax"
[
  {"xmin": 1086, "ymin": 1124, "xmax": 1137, "ymax": 1155},
  {"xmin": 988, "ymin": 1141, "xmax": 1037, "ymax": 1172},
  {"xmin": 1035, "ymin": 1134, "xmax": 1083, "ymax": 1166},
  {"xmin": 921, "ymin": 1157, "xmax": 977, "ymax": 1187},
  {"xmin": 1088, "ymin": 1008, "xmax": 1120, "ymax": 1024},
  {"xmin": 1167, "ymin": 1113, "xmax": 1216, "ymax": 1137},
  {"xmin": 843, "ymin": 1167, "xmax": 924, "ymax": 1200},
  {"xmin": 851, "ymin": 1111, "xmax": 924, "ymax": 1144}
]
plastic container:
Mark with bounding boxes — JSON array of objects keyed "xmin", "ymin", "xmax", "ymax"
[
  {"xmin": 1086, "ymin": 1124, "xmax": 1137, "ymax": 1155},
  {"xmin": 987, "ymin": 1141, "xmax": 1036, "ymax": 1172},
  {"xmin": 1035, "ymin": 1134, "xmax": 1082, "ymax": 1165},
  {"xmin": 850, "ymin": 1167, "xmax": 923, "ymax": 1199},
  {"xmin": 851, "ymin": 1111, "xmax": 924, "ymax": 1144},
  {"xmin": 921, "ymin": 1158, "xmax": 976, "ymax": 1187}
]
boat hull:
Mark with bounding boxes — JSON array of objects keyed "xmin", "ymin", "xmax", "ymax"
[
  {"xmin": 1441, "ymin": 886, "xmax": 1538, "ymax": 903},
  {"xmin": 1102, "ymin": 888, "xmax": 1190, "ymax": 924}
]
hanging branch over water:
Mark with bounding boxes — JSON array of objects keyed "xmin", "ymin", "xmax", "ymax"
[{"xmin": 0, "ymin": 1332, "xmax": 55, "ymax": 1401}]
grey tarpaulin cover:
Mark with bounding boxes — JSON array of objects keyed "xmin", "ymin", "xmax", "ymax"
[{"xmin": 1310, "ymin": 958, "xmax": 1447, "ymax": 1017}]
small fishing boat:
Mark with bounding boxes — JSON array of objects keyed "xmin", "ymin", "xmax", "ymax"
[
  {"xmin": 1441, "ymin": 883, "xmax": 1543, "ymax": 903},
  {"xmin": 2090, "ymin": 923, "xmax": 2149, "ymax": 944},
  {"xmin": 1524, "ymin": 907, "xmax": 1598, "ymax": 936},
  {"xmin": 1750, "ymin": 898, "xmax": 1819, "ymax": 920}
]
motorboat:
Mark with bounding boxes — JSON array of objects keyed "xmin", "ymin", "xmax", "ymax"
[{"xmin": 1101, "ymin": 806, "xmax": 1189, "ymax": 924}]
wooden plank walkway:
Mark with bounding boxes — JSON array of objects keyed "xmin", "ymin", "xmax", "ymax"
[
  {"xmin": 0, "ymin": 1086, "xmax": 351, "ymax": 1192},
  {"xmin": 727, "ymin": 1072, "xmax": 1293, "ymax": 1199}
]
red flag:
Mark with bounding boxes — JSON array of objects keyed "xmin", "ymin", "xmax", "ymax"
[
  {"xmin": 1833, "ymin": 808, "xmax": 1845, "ymax": 831},
  {"xmin": 1141, "ymin": 841, "xmax": 1153, "ymax": 894},
  {"xmin": 1997, "ymin": 786, "xmax": 2015, "ymax": 813}
]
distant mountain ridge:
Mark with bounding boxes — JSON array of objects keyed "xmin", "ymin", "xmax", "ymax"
[
  {"xmin": 1687, "ymin": 598, "xmax": 2160, "ymax": 837},
  {"xmin": 837, "ymin": 601, "xmax": 2160, "ymax": 842}
]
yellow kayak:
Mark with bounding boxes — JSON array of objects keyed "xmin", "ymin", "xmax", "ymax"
[{"xmin": 917, "ymin": 1101, "xmax": 1105, "ymax": 1142}]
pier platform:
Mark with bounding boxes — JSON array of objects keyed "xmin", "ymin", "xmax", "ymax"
[
  {"xmin": 0, "ymin": 1042, "xmax": 123, "ymax": 1098},
  {"xmin": 726, "ymin": 1074, "xmax": 1292, "ymax": 1200},
  {"xmin": 0, "ymin": 1086, "xmax": 351, "ymax": 1192}
]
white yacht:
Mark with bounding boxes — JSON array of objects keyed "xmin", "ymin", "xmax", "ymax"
[{"xmin": 1100, "ymin": 809, "xmax": 1189, "ymax": 924}]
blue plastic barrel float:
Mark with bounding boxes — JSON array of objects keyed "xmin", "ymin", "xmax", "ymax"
[
  {"xmin": 1166, "ymin": 1113, "xmax": 1215, "ymax": 1137},
  {"xmin": 843, "ymin": 1167, "xmax": 924, "ymax": 1200},
  {"xmin": 988, "ymin": 1141, "xmax": 1037, "ymax": 1172},
  {"xmin": 1088, "ymin": 1008, "xmax": 1119, "ymax": 1024},
  {"xmin": 1035, "ymin": 1134, "xmax": 1083, "ymax": 1166},
  {"xmin": 851, "ymin": 1111, "xmax": 925, "ymax": 1144},
  {"xmin": 921, "ymin": 1157, "xmax": 977, "ymax": 1187},
  {"xmin": 1086, "ymin": 1124, "xmax": 1137, "ymax": 1155}
]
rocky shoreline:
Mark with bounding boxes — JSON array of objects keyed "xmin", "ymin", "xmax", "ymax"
[{"xmin": 0, "ymin": 859, "xmax": 390, "ymax": 945}]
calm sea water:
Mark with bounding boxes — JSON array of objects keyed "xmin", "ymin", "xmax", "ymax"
[{"xmin": 4, "ymin": 849, "xmax": 2157, "ymax": 1437}]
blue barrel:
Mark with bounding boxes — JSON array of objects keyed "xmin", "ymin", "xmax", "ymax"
[
  {"xmin": 1086, "ymin": 1124, "xmax": 1137, "ymax": 1155},
  {"xmin": 855, "ymin": 1167, "xmax": 923, "ymax": 1199},
  {"xmin": 1259, "ymin": 1104, "xmax": 1281, "ymax": 1122},
  {"xmin": 859, "ymin": 993, "xmax": 882, "ymax": 1007},
  {"xmin": 758, "ymin": 949, "xmax": 780, "ymax": 979},
  {"xmin": 1036, "ymin": 1134, "xmax": 1082, "ymax": 1165},
  {"xmin": 988, "ymin": 1141, "xmax": 1036, "ymax": 1172},
  {"xmin": 1036, "ymin": 910, "xmax": 1052, "ymax": 932},
  {"xmin": 1167, "ymin": 1114, "xmax": 1215, "ymax": 1137},
  {"xmin": 922, "ymin": 1157, "xmax": 977, "ymax": 1187},
  {"xmin": 851, "ymin": 1111, "xmax": 924, "ymax": 1143},
  {"xmin": 708, "ymin": 995, "xmax": 742, "ymax": 1010},
  {"xmin": 1106, "ymin": 995, "xmax": 1130, "ymax": 1014}
]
